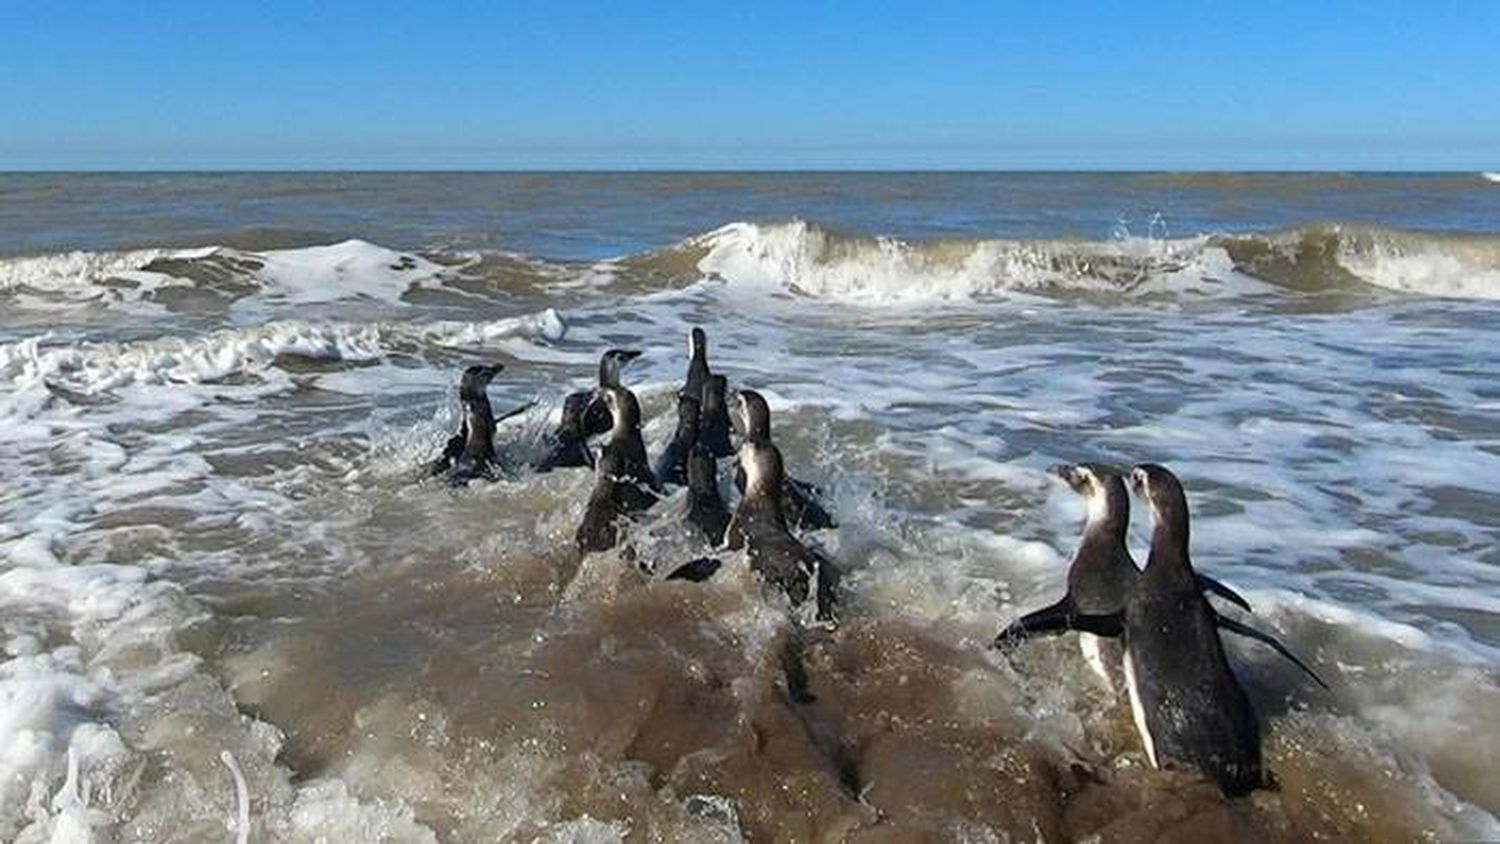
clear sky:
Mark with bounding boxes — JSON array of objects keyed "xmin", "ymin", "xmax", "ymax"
[{"xmin": 2, "ymin": 1, "xmax": 1497, "ymax": 170}]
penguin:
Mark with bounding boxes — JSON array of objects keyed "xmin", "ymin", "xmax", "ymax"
[
  {"xmin": 1121, "ymin": 463, "xmax": 1262, "ymax": 797},
  {"xmin": 994, "ymin": 464, "xmax": 1323, "ymax": 692},
  {"xmin": 651, "ymin": 393, "xmax": 700, "ymax": 487},
  {"xmin": 728, "ymin": 392, "xmax": 837, "ymax": 532},
  {"xmin": 725, "ymin": 390, "xmax": 837, "ymax": 621},
  {"xmin": 698, "ymin": 374, "xmax": 736, "ymax": 459},
  {"xmin": 575, "ymin": 386, "xmax": 662, "ymax": 554},
  {"xmin": 428, "ymin": 363, "xmax": 526, "ymax": 485},
  {"xmin": 535, "ymin": 348, "xmax": 641, "ymax": 472},
  {"xmin": 992, "ymin": 464, "xmax": 1135, "ymax": 689}
]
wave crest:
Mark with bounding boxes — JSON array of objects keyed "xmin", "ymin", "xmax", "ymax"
[{"xmin": 681, "ymin": 220, "xmax": 1500, "ymax": 303}]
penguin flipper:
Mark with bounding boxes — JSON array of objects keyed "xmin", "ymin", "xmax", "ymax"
[
  {"xmin": 785, "ymin": 476, "xmax": 837, "ymax": 531},
  {"xmin": 1216, "ymin": 615, "xmax": 1329, "ymax": 690},
  {"xmin": 992, "ymin": 597, "xmax": 1075, "ymax": 650},
  {"xmin": 811, "ymin": 548, "xmax": 839, "ymax": 624},
  {"xmin": 1197, "ymin": 574, "xmax": 1254, "ymax": 613},
  {"xmin": 666, "ymin": 557, "xmax": 722, "ymax": 582},
  {"xmin": 534, "ymin": 437, "xmax": 593, "ymax": 473},
  {"xmin": 428, "ymin": 428, "xmax": 467, "ymax": 476},
  {"xmin": 496, "ymin": 400, "xmax": 537, "ymax": 424}
]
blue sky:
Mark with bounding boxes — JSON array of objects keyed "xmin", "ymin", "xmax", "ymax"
[{"xmin": 2, "ymin": 1, "xmax": 1496, "ymax": 170}]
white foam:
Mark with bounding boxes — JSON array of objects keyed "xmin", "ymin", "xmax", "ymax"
[
  {"xmin": 1336, "ymin": 240, "xmax": 1500, "ymax": 300},
  {"xmin": 247, "ymin": 239, "xmax": 447, "ymax": 306},
  {"xmin": 0, "ymin": 247, "xmax": 214, "ymax": 301},
  {"xmin": 693, "ymin": 220, "xmax": 1268, "ymax": 304},
  {"xmin": 0, "ymin": 309, "xmax": 566, "ymax": 396},
  {"xmin": 0, "ymin": 240, "xmax": 454, "ymax": 313}
]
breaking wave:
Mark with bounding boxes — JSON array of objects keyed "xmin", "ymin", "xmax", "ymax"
[
  {"xmin": 682, "ymin": 220, "xmax": 1500, "ymax": 303},
  {"xmin": 5, "ymin": 223, "xmax": 1500, "ymax": 313}
]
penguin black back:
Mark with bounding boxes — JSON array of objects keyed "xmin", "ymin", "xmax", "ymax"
[
  {"xmin": 699, "ymin": 373, "xmax": 735, "ymax": 458},
  {"xmin": 686, "ymin": 442, "xmax": 730, "ymax": 545},
  {"xmin": 534, "ymin": 390, "xmax": 595, "ymax": 472},
  {"xmin": 652, "ymin": 393, "xmax": 700, "ymax": 487}
]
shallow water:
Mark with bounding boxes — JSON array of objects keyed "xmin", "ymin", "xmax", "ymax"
[{"xmin": 2, "ymin": 172, "xmax": 1500, "ymax": 841}]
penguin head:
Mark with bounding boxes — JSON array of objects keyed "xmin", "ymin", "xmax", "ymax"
[
  {"xmin": 689, "ymin": 327, "xmax": 707, "ymax": 360},
  {"xmin": 1130, "ymin": 463, "xmax": 1191, "ymax": 544},
  {"xmin": 1052, "ymin": 463, "xmax": 1129, "ymax": 533},
  {"xmin": 458, "ymin": 363, "xmax": 502, "ymax": 401},
  {"xmin": 734, "ymin": 389, "xmax": 772, "ymax": 444},
  {"xmin": 598, "ymin": 348, "xmax": 642, "ymax": 388}
]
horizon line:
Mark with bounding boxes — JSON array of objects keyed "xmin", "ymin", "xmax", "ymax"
[{"xmin": 3, "ymin": 167, "xmax": 1495, "ymax": 175}]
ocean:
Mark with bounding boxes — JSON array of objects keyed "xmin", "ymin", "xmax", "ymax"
[{"xmin": 2, "ymin": 171, "xmax": 1499, "ymax": 841}]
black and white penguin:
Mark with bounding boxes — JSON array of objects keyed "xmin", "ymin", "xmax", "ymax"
[
  {"xmin": 698, "ymin": 374, "xmax": 736, "ymax": 459},
  {"xmin": 725, "ymin": 390, "xmax": 837, "ymax": 620},
  {"xmin": 535, "ymin": 348, "xmax": 641, "ymax": 472},
  {"xmin": 428, "ymin": 363, "xmax": 519, "ymax": 485},
  {"xmin": 728, "ymin": 391, "xmax": 837, "ymax": 533},
  {"xmin": 1121, "ymin": 463, "xmax": 1262, "ymax": 797},
  {"xmin": 651, "ymin": 393, "xmax": 700, "ymax": 487},
  {"xmin": 993, "ymin": 464, "xmax": 1135, "ymax": 688},
  {"xmin": 576, "ymin": 386, "xmax": 662, "ymax": 554}
]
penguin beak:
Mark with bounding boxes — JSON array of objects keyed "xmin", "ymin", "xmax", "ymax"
[
  {"xmin": 618, "ymin": 349, "xmax": 643, "ymax": 363},
  {"xmin": 480, "ymin": 363, "xmax": 503, "ymax": 381}
]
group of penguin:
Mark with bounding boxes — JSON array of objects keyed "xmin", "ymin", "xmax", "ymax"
[
  {"xmin": 428, "ymin": 328, "xmax": 839, "ymax": 620},
  {"xmin": 425, "ymin": 328, "xmax": 1329, "ymax": 800}
]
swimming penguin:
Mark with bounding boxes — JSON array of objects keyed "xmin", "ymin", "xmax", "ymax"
[
  {"xmin": 728, "ymin": 392, "xmax": 837, "ymax": 532},
  {"xmin": 427, "ymin": 364, "xmax": 517, "ymax": 484},
  {"xmin": 651, "ymin": 393, "xmax": 700, "ymax": 487},
  {"xmin": 698, "ymin": 374, "xmax": 736, "ymax": 459},
  {"xmin": 726, "ymin": 390, "xmax": 837, "ymax": 620},
  {"xmin": 994, "ymin": 464, "xmax": 1255, "ymax": 690},
  {"xmin": 576, "ymin": 386, "xmax": 662, "ymax": 554},
  {"xmin": 535, "ymin": 348, "xmax": 641, "ymax": 472},
  {"xmin": 686, "ymin": 440, "xmax": 731, "ymax": 545},
  {"xmin": 1121, "ymin": 463, "xmax": 1262, "ymax": 797}
]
